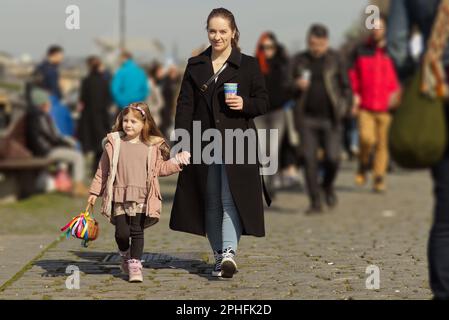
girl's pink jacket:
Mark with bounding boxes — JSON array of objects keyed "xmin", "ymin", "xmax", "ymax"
[{"xmin": 89, "ymin": 131, "xmax": 182, "ymax": 228}]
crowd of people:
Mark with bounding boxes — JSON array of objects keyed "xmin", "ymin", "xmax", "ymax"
[
  {"xmin": 22, "ymin": 46, "xmax": 182, "ymax": 196},
  {"xmin": 21, "ymin": 13, "xmax": 404, "ymax": 206}
]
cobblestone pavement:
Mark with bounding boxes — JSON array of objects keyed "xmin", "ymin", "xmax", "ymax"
[{"xmin": 0, "ymin": 161, "xmax": 434, "ymax": 300}]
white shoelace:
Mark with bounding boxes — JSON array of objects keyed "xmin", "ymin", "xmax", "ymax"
[
  {"xmin": 222, "ymin": 247, "xmax": 235, "ymax": 260},
  {"xmin": 213, "ymin": 252, "xmax": 223, "ymax": 271}
]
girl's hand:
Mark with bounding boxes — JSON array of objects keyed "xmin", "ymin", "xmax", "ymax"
[
  {"xmin": 172, "ymin": 151, "xmax": 191, "ymax": 166},
  {"xmin": 225, "ymin": 95, "xmax": 243, "ymax": 111},
  {"xmin": 88, "ymin": 194, "xmax": 97, "ymax": 206}
]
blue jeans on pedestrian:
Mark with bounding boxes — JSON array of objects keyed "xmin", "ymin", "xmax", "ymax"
[{"xmin": 205, "ymin": 163, "xmax": 243, "ymax": 253}]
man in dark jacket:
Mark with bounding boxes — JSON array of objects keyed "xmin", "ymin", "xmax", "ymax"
[
  {"xmin": 26, "ymin": 88, "xmax": 88, "ymax": 197},
  {"xmin": 291, "ymin": 24, "xmax": 353, "ymax": 213},
  {"xmin": 25, "ymin": 45, "xmax": 64, "ymax": 108},
  {"xmin": 36, "ymin": 45, "xmax": 64, "ymax": 99}
]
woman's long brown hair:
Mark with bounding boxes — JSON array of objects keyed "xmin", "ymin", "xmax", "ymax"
[{"xmin": 111, "ymin": 102, "xmax": 170, "ymax": 159}]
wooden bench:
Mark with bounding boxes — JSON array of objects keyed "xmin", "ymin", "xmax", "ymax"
[{"xmin": 0, "ymin": 111, "xmax": 58, "ymax": 202}]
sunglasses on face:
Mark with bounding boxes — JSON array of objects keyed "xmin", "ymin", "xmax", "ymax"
[{"xmin": 260, "ymin": 44, "xmax": 275, "ymax": 51}]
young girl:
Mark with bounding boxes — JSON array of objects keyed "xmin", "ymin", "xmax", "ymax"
[{"xmin": 87, "ymin": 102, "xmax": 190, "ymax": 282}]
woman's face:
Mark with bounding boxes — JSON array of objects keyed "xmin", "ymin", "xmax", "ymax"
[
  {"xmin": 261, "ymin": 38, "xmax": 277, "ymax": 59},
  {"xmin": 207, "ymin": 16, "xmax": 235, "ymax": 53}
]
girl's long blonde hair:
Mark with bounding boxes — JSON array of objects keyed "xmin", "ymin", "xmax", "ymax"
[{"xmin": 111, "ymin": 102, "xmax": 170, "ymax": 159}]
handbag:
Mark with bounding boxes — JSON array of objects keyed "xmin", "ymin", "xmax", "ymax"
[
  {"xmin": 60, "ymin": 203, "xmax": 99, "ymax": 247},
  {"xmin": 389, "ymin": 0, "xmax": 449, "ymax": 169},
  {"xmin": 389, "ymin": 69, "xmax": 447, "ymax": 168}
]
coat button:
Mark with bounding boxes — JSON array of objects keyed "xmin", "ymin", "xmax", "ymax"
[{"xmin": 216, "ymin": 119, "xmax": 220, "ymax": 124}]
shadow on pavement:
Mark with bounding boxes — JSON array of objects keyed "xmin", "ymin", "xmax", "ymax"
[{"xmin": 34, "ymin": 251, "xmax": 224, "ymax": 282}]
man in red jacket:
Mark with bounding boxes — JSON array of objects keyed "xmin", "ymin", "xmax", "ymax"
[{"xmin": 349, "ymin": 15, "xmax": 401, "ymax": 192}]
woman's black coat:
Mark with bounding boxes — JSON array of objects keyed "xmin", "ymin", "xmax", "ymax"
[
  {"xmin": 77, "ymin": 71, "xmax": 112, "ymax": 154},
  {"xmin": 170, "ymin": 46, "xmax": 271, "ymax": 237}
]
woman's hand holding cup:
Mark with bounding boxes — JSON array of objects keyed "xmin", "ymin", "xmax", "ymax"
[
  {"xmin": 225, "ymin": 95, "xmax": 243, "ymax": 110},
  {"xmin": 224, "ymin": 83, "xmax": 243, "ymax": 111}
]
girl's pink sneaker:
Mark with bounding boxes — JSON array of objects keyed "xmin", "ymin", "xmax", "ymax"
[{"xmin": 128, "ymin": 259, "xmax": 143, "ymax": 282}]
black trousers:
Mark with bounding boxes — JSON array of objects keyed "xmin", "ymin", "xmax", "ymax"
[
  {"xmin": 429, "ymin": 101, "xmax": 449, "ymax": 299},
  {"xmin": 299, "ymin": 117, "xmax": 341, "ymax": 205},
  {"xmin": 115, "ymin": 213, "xmax": 145, "ymax": 260}
]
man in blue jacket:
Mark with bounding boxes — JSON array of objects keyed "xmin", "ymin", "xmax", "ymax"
[
  {"xmin": 36, "ymin": 45, "xmax": 64, "ymax": 99},
  {"xmin": 111, "ymin": 51, "xmax": 150, "ymax": 110}
]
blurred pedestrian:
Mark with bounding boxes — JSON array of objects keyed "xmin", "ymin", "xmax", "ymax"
[
  {"xmin": 254, "ymin": 31, "xmax": 291, "ymax": 199},
  {"xmin": 78, "ymin": 56, "xmax": 113, "ymax": 173},
  {"xmin": 146, "ymin": 61, "xmax": 165, "ymax": 127},
  {"xmin": 34, "ymin": 45, "xmax": 64, "ymax": 99},
  {"xmin": 159, "ymin": 63, "xmax": 181, "ymax": 139},
  {"xmin": 111, "ymin": 51, "xmax": 149, "ymax": 110},
  {"xmin": 388, "ymin": 0, "xmax": 449, "ymax": 300},
  {"xmin": 349, "ymin": 14, "xmax": 400, "ymax": 193},
  {"xmin": 291, "ymin": 24, "xmax": 353, "ymax": 213}
]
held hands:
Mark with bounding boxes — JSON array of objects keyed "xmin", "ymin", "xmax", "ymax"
[
  {"xmin": 225, "ymin": 95, "xmax": 244, "ymax": 111},
  {"xmin": 172, "ymin": 151, "xmax": 191, "ymax": 166}
]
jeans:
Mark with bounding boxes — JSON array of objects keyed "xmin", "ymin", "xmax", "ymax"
[
  {"xmin": 387, "ymin": 0, "xmax": 449, "ymax": 80},
  {"xmin": 205, "ymin": 163, "xmax": 243, "ymax": 253},
  {"xmin": 115, "ymin": 213, "xmax": 145, "ymax": 260}
]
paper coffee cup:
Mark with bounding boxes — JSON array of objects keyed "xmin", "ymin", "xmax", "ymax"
[
  {"xmin": 301, "ymin": 69, "xmax": 311, "ymax": 81},
  {"xmin": 224, "ymin": 83, "xmax": 238, "ymax": 98}
]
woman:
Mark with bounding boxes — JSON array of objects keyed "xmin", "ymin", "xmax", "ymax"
[
  {"xmin": 254, "ymin": 32, "xmax": 291, "ymax": 198},
  {"xmin": 78, "ymin": 56, "xmax": 112, "ymax": 172},
  {"xmin": 170, "ymin": 7, "xmax": 271, "ymax": 279},
  {"xmin": 146, "ymin": 61, "xmax": 165, "ymax": 127}
]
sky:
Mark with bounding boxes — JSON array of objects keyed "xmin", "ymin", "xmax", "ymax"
[{"xmin": 0, "ymin": 0, "xmax": 369, "ymax": 62}]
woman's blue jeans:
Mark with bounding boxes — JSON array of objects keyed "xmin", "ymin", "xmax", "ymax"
[{"xmin": 205, "ymin": 163, "xmax": 243, "ymax": 253}]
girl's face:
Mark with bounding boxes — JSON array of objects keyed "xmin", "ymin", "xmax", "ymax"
[
  {"xmin": 207, "ymin": 17, "xmax": 235, "ymax": 53},
  {"xmin": 122, "ymin": 112, "xmax": 144, "ymax": 138}
]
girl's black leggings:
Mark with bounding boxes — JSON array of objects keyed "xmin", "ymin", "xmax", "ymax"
[{"xmin": 115, "ymin": 213, "xmax": 144, "ymax": 260}]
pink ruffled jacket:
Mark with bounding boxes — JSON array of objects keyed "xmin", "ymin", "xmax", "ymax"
[{"xmin": 89, "ymin": 131, "xmax": 182, "ymax": 228}]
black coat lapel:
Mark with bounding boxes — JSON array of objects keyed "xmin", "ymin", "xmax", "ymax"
[
  {"xmin": 215, "ymin": 64, "xmax": 239, "ymax": 89},
  {"xmin": 216, "ymin": 48, "xmax": 242, "ymax": 89}
]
